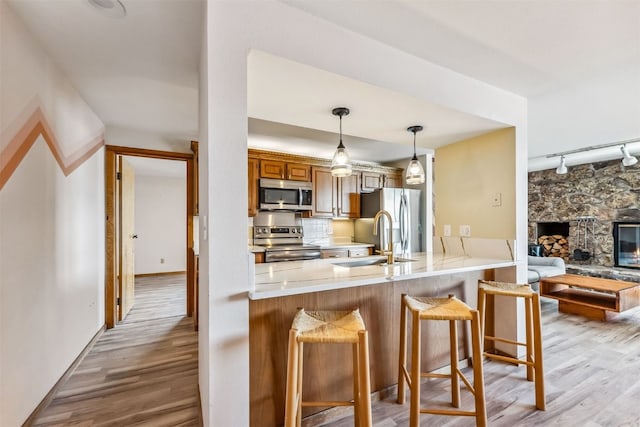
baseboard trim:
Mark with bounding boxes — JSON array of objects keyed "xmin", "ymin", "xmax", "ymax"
[
  {"xmin": 135, "ymin": 271, "xmax": 186, "ymax": 278},
  {"xmin": 22, "ymin": 324, "xmax": 106, "ymax": 427}
]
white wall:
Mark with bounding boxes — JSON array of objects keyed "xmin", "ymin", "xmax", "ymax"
[
  {"xmin": 202, "ymin": 1, "xmax": 528, "ymax": 425},
  {"xmin": 0, "ymin": 2, "xmax": 105, "ymax": 425},
  {"xmin": 106, "ymin": 125, "xmax": 193, "ymax": 153},
  {"xmin": 529, "ymin": 64, "xmax": 640, "ymax": 158},
  {"xmin": 134, "ymin": 175, "xmax": 186, "ymax": 275}
]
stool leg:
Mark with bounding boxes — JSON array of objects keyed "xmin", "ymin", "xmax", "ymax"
[
  {"xmin": 449, "ymin": 319, "xmax": 460, "ymax": 408},
  {"xmin": 525, "ymin": 295, "xmax": 534, "ymax": 382},
  {"xmin": 353, "ymin": 341, "xmax": 361, "ymax": 427},
  {"xmin": 471, "ymin": 311, "xmax": 487, "ymax": 427},
  {"xmin": 477, "ymin": 287, "xmax": 487, "ymax": 352},
  {"xmin": 296, "ymin": 341, "xmax": 304, "ymax": 427},
  {"xmin": 409, "ymin": 312, "xmax": 421, "ymax": 427},
  {"xmin": 358, "ymin": 330, "xmax": 373, "ymax": 427},
  {"xmin": 397, "ymin": 295, "xmax": 408, "ymax": 404},
  {"xmin": 532, "ymin": 293, "xmax": 546, "ymax": 410},
  {"xmin": 284, "ymin": 329, "xmax": 299, "ymax": 427}
]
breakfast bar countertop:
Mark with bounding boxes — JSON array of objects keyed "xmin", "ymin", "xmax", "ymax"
[{"xmin": 250, "ymin": 252, "xmax": 516, "ymax": 300}]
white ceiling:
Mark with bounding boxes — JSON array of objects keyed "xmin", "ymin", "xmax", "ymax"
[
  {"xmin": 248, "ymin": 50, "xmax": 508, "ymax": 160},
  {"xmin": 283, "ymin": 0, "xmax": 640, "ymax": 99},
  {"xmin": 6, "ymin": 0, "xmax": 203, "ymax": 141},
  {"xmin": 6, "ymin": 0, "xmax": 639, "ymax": 172}
]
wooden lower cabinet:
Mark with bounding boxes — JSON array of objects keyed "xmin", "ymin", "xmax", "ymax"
[
  {"xmin": 248, "ymin": 269, "xmax": 499, "ymax": 427},
  {"xmin": 312, "ymin": 167, "xmax": 360, "ymax": 218}
]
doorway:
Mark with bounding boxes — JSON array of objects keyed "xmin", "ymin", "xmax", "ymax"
[{"xmin": 105, "ymin": 145, "xmax": 197, "ymax": 329}]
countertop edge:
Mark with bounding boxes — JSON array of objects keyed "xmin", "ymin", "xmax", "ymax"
[{"xmin": 248, "ymin": 258, "xmax": 516, "ymax": 300}]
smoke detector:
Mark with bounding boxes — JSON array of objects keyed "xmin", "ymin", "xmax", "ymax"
[{"xmin": 88, "ymin": 0, "xmax": 126, "ymax": 18}]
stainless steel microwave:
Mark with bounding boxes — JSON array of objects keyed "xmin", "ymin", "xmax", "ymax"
[{"xmin": 259, "ymin": 178, "xmax": 313, "ymax": 211}]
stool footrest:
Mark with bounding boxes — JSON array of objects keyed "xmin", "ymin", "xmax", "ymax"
[
  {"xmin": 457, "ymin": 369, "xmax": 475, "ymax": 395},
  {"xmin": 421, "ymin": 408, "xmax": 477, "ymax": 417},
  {"xmin": 302, "ymin": 400, "xmax": 353, "ymax": 407},
  {"xmin": 485, "ymin": 335, "xmax": 526, "ymax": 347},
  {"xmin": 423, "ymin": 372, "xmax": 451, "ymax": 379},
  {"xmin": 484, "ymin": 352, "xmax": 535, "ymax": 367}
]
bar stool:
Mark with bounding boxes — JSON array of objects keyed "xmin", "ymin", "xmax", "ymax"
[
  {"xmin": 477, "ymin": 280, "xmax": 545, "ymax": 410},
  {"xmin": 284, "ymin": 308, "xmax": 372, "ymax": 427},
  {"xmin": 397, "ymin": 294, "xmax": 487, "ymax": 427}
]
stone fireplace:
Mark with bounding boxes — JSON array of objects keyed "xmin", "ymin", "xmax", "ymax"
[{"xmin": 529, "ymin": 158, "xmax": 640, "ymax": 267}]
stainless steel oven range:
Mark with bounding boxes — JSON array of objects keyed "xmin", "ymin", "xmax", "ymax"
[{"xmin": 253, "ymin": 211, "xmax": 320, "ymax": 262}]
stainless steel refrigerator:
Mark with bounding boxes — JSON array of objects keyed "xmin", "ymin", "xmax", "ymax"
[{"xmin": 355, "ymin": 188, "xmax": 424, "ymax": 256}]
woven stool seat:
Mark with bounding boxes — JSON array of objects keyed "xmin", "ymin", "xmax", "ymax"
[
  {"xmin": 292, "ymin": 309, "xmax": 365, "ymax": 343},
  {"xmin": 479, "ymin": 280, "xmax": 533, "ymax": 297},
  {"xmin": 398, "ymin": 294, "xmax": 486, "ymax": 427},
  {"xmin": 285, "ymin": 308, "xmax": 372, "ymax": 427},
  {"xmin": 477, "ymin": 279, "xmax": 545, "ymax": 410},
  {"xmin": 404, "ymin": 295, "xmax": 474, "ymax": 321}
]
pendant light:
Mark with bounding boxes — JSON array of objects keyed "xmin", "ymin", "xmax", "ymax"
[
  {"xmin": 331, "ymin": 107, "xmax": 352, "ymax": 177},
  {"xmin": 621, "ymin": 144, "xmax": 638, "ymax": 167},
  {"xmin": 405, "ymin": 125, "xmax": 425, "ymax": 185}
]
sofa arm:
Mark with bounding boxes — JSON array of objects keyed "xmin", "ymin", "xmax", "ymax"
[{"xmin": 528, "ymin": 255, "xmax": 565, "ymax": 268}]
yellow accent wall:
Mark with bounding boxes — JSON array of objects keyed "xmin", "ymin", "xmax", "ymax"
[{"xmin": 435, "ymin": 127, "xmax": 516, "ymax": 239}]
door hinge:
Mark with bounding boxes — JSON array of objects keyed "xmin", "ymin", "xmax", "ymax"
[
  {"xmin": 117, "ymin": 297, "xmax": 121, "ymax": 306},
  {"xmin": 116, "ymin": 172, "xmax": 121, "ymax": 180}
]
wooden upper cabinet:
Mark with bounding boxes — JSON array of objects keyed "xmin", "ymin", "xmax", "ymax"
[
  {"xmin": 384, "ymin": 172, "xmax": 403, "ymax": 188},
  {"xmin": 337, "ymin": 173, "xmax": 360, "ymax": 218},
  {"xmin": 361, "ymin": 171, "xmax": 383, "ymax": 193},
  {"xmin": 312, "ymin": 167, "xmax": 335, "ymax": 218},
  {"xmin": 248, "ymin": 158, "xmax": 259, "ymax": 217},
  {"xmin": 260, "ymin": 159, "xmax": 310, "ymax": 181},
  {"xmin": 260, "ymin": 159, "xmax": 285, "ymax": 179},
  {"xmin": 312, "ymin": 167, "xmax": 360, "ymax": 218},
  {"xmin": 286, "ymin": 163, "xmax": 311, "ymax": 181}
]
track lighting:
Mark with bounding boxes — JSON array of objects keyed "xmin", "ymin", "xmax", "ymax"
[
  {"xmin": 556, "ymin": 155, "xmax": 567, "ymax": 175},
  {"xmin": 330, "ymin": 107, "xmax": 352, "ymax": 177},
  {"xmin": 621, "ymin": 145, "xmax": 638, "ymax": 167},
  {"xmin": 405, "ymin": 125, "xmax": 425, "ymax": 185}
]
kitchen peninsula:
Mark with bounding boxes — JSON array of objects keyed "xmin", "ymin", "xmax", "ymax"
[{"xmin": 249, "ymin": 242, "xmax": 516, "ymax": 427}]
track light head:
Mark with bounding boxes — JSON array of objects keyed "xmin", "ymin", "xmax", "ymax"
[
  {"xmin": 556, "ymin": 155, "xmax": 568, "ymax": 175},
  {"xmin": 621, "ymin": 145, "xmax": 638, "ymax": 167}
]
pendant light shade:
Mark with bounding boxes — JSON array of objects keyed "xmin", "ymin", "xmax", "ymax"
[
  {"xmin": 621, "ymin": 144, "xmax": 638, "ymax": 167},
  {"xmin": 556, "ymin": 155, "xmax": 568, "ymax": 175},
  {"xmin": 331, "ymin": 107, "xmax": 352, "ymax": 177},
  {"xmin": 405, "ymin": 125, "xmax": 425, "ymax": 185}
]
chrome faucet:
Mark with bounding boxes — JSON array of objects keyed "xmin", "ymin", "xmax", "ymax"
[{"xmin": 373, "ymin": 209, "xmax": 394, "ymax": 264}]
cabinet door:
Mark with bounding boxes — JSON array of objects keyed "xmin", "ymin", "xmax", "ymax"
[
  {"xmin": 337, "ymin": 174, "xmax": 360, "ymax": 218},
  {"xmin": 260, "ymin": 159, "xmax": 285, "ymax": 179},
  {"xmin": 361, "ymin": 171, "xmax": 382, "ymax": 192},
  {"xmin": 286, "ymin": 163, "xmax": 311, "ymax": 181},
  {"xmin": 248, "ymin": 159, "xmax": 259, "ymax": 217},
  {"xmin": 384, "ymin": 172, "xmax": 403, "ymax": 188},
  {"xmin": 312, "ymin": 167, "xmax": 335, "ymax": 217}
]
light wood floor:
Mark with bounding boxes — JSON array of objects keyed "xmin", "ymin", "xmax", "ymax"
[
  {"xmin": 31, "ymin": 273, "xmax": 200, "ymax": 427},
  {"xmin": 316, "ymin": 297, "xmax": 640, "ymax": 427}
]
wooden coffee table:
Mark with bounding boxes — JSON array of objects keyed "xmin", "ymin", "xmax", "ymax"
[{"xmin": 539, "ymin": 274, "xmax": 640, "ymax": 321}]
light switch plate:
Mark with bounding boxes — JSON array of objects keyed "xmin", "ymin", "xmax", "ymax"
[{"xmin": 492, "ymin": 192, "xmax": 502, "ymax": 207}]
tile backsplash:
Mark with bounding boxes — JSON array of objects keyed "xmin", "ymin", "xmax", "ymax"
[{"xmin": 302, "ymin": 218, "xmax": 354, "ymax": 245}]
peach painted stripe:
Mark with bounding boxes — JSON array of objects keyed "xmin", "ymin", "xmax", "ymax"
[{"xmin": 0, "ymin": 106, "xmax": 104, "ymax": 190}]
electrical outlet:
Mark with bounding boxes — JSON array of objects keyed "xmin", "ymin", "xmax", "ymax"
[
  {"xmin": 444, "ymin": 224, "xmax": 451, "ymax": 236},
  {"xmin": 460, "ymin": 225, "xmax": 471, "ymax": 237}
]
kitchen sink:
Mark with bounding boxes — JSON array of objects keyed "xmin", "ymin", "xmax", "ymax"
[{"xmin": 332, "ymin": 257, "xmax": 417, "ymax": 268}]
